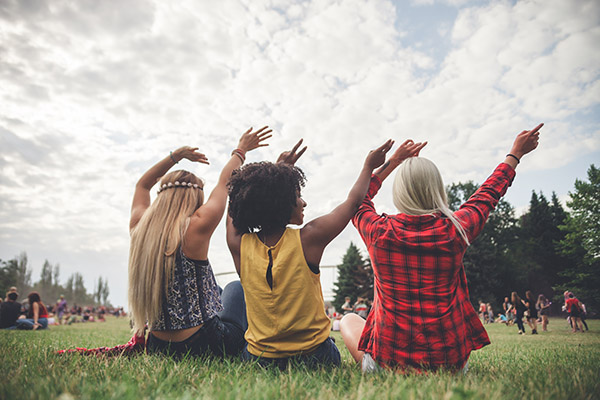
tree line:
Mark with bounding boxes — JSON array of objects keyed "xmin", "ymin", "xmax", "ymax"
[
  {"xmin": 333, "ymin": 164, "xmax": 599, "ymax": 316},
  {"xmin": 0, "ymin": 252, "xmax": 110, "ymax": 307}
]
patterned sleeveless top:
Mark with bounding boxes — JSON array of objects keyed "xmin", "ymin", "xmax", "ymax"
[{"xmin": 151, "ymin": 247, "xmax": 223, "ymax": 331}]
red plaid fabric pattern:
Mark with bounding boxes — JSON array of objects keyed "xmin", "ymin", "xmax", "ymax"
[{"xmin": 352, "ymin": 163, "xmax": 516, "ymax": 371}]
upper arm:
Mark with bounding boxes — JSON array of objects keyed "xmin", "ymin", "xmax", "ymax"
[
  {"xmin": 191, "ymin": 181, "xmax": 229, "ymax": 236},
  {"xmin": 453, "ymin": 164, "xmax": 516, "ymax": 242},
  {"xmin": 226, "ymin": 214, "xmax": 242, "ymax": 275},
  {"xmin": 301, "ymin": 172, "xmax": 381, "ymax": 261},
  {"xmin": 129, "ymin": 184, "xmax": 152, "ymax": 231}
]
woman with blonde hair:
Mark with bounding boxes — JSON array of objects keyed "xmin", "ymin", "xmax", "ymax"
[
  {"xmin": 129, "ymin": 127, "xmax": 271, "ymax": 358},
  {"xmin": 341, "ymin": 124, "xmax": 542, "ymax": 372}
]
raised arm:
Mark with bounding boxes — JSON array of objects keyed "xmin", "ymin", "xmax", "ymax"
[
  {"xmin": 129, "ymin": 146, "xmax": 209, "ymax": 231},
  {"xmin": 191, "ymin": 127, "xmax": 272, "ymax": 236},
  {"xmin": 300, "ymin": 140, "xmax": 394, "ymax": 266},
  {"xmin": 453, "ymin": 123, "xmax": 543, "ymax": 242}
]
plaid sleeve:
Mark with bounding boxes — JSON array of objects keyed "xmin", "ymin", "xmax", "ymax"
[
  {"xmin": 454, "ymin": 163, "xmax": 516, "ymax": 242},
  {"xmin": 352, "ymin": 175, "xmax": 383, "ymax": 245}
]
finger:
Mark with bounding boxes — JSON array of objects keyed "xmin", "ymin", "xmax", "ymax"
[
  {"xmin": 244, "ymin": 127, "xmax": 253, "ymax": 134},
  {"xmin": 257, "ymin": 143, "xmax": 270, "ymax": 147},
  {"xmin": 257, "ymin": 129, "xmax": 273, "ymax": 137},
  {"xmin": 529, "ymin": 123, "xmax": 544, "ymax": 134},
  {"xmin": 413, "ymin": 142, "xmax": 427, "ymax": 156},
  {"xmin": 378, "ymin": 139, "xmax": 394, "ymax": 153},
  {"xmin": 401, "ymin": 139, "xmax": 414, "ymax": 147},
  {"xmin": 290, "ymin": 139, "xmax": 304, "ymax": 154},
  {"xmin": 295, "ymin": 146, "xmax": 308, "ymax": 159},
  {"xmin": 254, "ymin": 126, "xmax": 269, "ymax": 134},
  {"xmin": 259, "ymin": 134, "xmax": 273, "ymax": 141}
]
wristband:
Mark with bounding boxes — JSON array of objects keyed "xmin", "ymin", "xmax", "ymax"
[
  {"xmin": 170, "ymin": 151, "xmax": 178, "ymax": 164},
  {"xmin": 506, "ymin": 153, "xmax": 520, "ymax": 164},
  {"xmin": 232, "ymin": 149, "xmax": 246, "ymax": 163}
]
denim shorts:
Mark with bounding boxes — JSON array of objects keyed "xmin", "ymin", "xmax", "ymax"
[
  {"xmin": 146, "ymin": 316, "xmax": 245, "ymax": 359},
  {"xmin": 241, "ymin": 337, "xmax": 341, "ymax": 369}
]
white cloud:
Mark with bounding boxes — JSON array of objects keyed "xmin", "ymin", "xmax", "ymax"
[{"xmin": 0, "ymin": 0, "xmax": 598, "ymax": 307}]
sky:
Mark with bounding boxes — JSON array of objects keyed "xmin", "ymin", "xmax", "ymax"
[{"xmin": 1, "ymin": 0, "xmax": 598, "ymax": 308}]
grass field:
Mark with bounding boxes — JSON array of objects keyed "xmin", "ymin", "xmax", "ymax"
[{"xmin": 1, "ymin": 316, "xmax": 598, "ymax": 400}]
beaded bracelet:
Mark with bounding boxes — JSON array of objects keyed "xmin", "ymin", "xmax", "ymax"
[{"xmin": 231, "ymin": 149, "xmax": 246, "ymax": 163}]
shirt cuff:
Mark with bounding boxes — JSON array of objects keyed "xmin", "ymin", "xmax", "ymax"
[{"xmin": 498, "ymin": 162, "xmax": 517, "ymax": 186}]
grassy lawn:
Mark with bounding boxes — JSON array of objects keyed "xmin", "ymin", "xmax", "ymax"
[{"xmin": 1, "ymin": 316, "xmax": 598, "ymax": 399}]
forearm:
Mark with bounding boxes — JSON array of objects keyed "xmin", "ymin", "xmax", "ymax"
[
  {"xmin": 374, "ymin": 160, "xmax": 400, "ymax": 182},
  {"xmin": 217, "ymin": 154, "xmax": 244, "ymax": 187},
  {"xmin": 136, "ymin": 153, "xmax": 180, "ymax": 190},
  {"xmin": 347, "ymin": 165, "xmax": 376, "ymax": 209}
]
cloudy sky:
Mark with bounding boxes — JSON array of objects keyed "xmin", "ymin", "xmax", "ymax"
[{"xmin": 1, "ymin": 0, "xmax": 598, "ymax": 308}]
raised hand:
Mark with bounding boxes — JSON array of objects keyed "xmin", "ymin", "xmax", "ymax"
[
  {"xmin": 238, "ymin": 126, "xmax": 273, "ymax": 153},
  {"xmin": 365, "ymin": 139, "xmax": 394, "ymax": 170},
  {"xmin": 172, "ymin": 146, "xmax": 209, "ymax": 164},
  {"xmin": 388, "ymin": 139, "xmax": 428, "ymax": 165},
  {"xmin": 277, "ymin": 139, "xmax": 308, "ymax": 165},
  {"xmin": 510, "ymin": 123, "xmax": 542, "ymax": 158}
]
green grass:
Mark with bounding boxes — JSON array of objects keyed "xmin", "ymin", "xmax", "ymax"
[{"xmin": 1, "ymin": 317, "xmax": 599, "ymax": 399}]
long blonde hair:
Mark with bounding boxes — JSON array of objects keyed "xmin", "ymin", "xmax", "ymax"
[
  {"xmin": 392, "ymin": 157, "xmax": 470, "ymax": 245},
  {"xmin": 128, "ymin": 170, "xmax": 204, "ymax": 335}
]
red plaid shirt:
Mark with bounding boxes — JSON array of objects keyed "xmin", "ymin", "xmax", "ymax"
[{"xmin": 353, "ymin": 163, "xmax": 516, "ymax": 371}]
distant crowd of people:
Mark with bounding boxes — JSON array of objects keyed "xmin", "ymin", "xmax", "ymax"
[
  {"xmin": 477, "ymin": 290, "xmax": 588, "ymax": 335},
  {"xmin": 0, "ymin": 287, "xmax": 124, "ymax": 330}
]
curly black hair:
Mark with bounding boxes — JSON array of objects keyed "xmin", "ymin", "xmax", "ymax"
[{"xmin": 228, "ymin": 162, "xmax": 306, "ymax": 234}]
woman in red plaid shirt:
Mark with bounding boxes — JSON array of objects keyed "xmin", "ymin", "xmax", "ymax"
[{"xmin": 340, "ymin": 124, "xmax": 542, "ymax": 373}]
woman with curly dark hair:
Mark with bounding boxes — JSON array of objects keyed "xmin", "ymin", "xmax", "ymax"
[{"xmin": 226, "ymin": 138, "xmax": 402, "ymax": 368}]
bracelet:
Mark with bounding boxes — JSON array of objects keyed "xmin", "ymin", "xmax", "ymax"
[
  {"xmin": 506, "ymin": 153, "xmax": 520, "ymax": 164},
  {"xmin": 231, "ymin": 149, "xmax": 246, "ymax": 163},
  {"xmin": 170, "ymin": 151, "xmax": 178, "ymax": 164}
]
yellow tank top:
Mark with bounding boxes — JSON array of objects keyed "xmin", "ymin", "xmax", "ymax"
[{"xmin": 240, "ymin": 228, "xmax": 331, "ymax": 358}]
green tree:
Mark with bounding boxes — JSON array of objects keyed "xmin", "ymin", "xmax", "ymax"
[
  {"xmin": 517, "ymin": 191, "xmax": 569, "ymax": 300},
  {"xmin": 557, "ymin": 164, "xmax": 600, "ymax": 311},
  {"xmin": 100, "ymin": 277, "xmax": 110, "ymax": 305},
  {"xmin": 333, "ymin": 242, "xmax": 372, "ymax": 312}
]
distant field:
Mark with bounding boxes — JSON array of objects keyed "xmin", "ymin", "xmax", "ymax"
[{"xmin": 1, "ymin": 316, "xmax": 598, "ymax": 399}]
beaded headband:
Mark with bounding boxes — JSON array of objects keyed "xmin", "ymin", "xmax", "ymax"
[{"xmin": 157, "ymin": 181, "xmax": 203, "ymax": 194}]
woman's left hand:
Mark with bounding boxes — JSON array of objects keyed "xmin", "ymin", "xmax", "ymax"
[
  {"xmin": 172, "ymin": 147, "xmax": 210, "ymax": 164},
  {"xmin": 277, "ymin": 139, "xmax": 308, "ymax": 165},
  {"xmin": 365, "ymin": 139, "xmax": 394, "ymax": 170}
]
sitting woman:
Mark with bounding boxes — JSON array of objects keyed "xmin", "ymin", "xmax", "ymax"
[
  {"xmin": 341, "ymin": 124, "xmax": 542, "ymax": 372},
  {"xmin": 16, "ymin": 292, "xmax": 49, "ymax": 330},
  {"xmin": 226, "ymin": 139, "xmax": 393, "ymax": 368},
  {"xmin": 129, "ymin": 127, "xmax": 271, "ymax": 358}
]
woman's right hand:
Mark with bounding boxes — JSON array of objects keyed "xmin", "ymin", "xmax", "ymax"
[
  {"xmin": 510, "ymin": 123, "xmax": 543, "ymax": 158},
  {"xmin": 237, "ymin": 126, "xmax": 273, "ymax": 153}
]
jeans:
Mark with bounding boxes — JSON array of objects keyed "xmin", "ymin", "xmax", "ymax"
[
  {"xmin": 241, "ymin": 337, "xmax": 341, "ymax": 369},
  {"xmin": 15, "ymin": 318, "xmax": 48, "ymax": 330},
  {"xmin": 516, "ymin": 311, "xmax": 525, "ymax": 332},
  {"xmin": 147, "ymin": 281, "xmax": 247, "ymax": 358}
]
